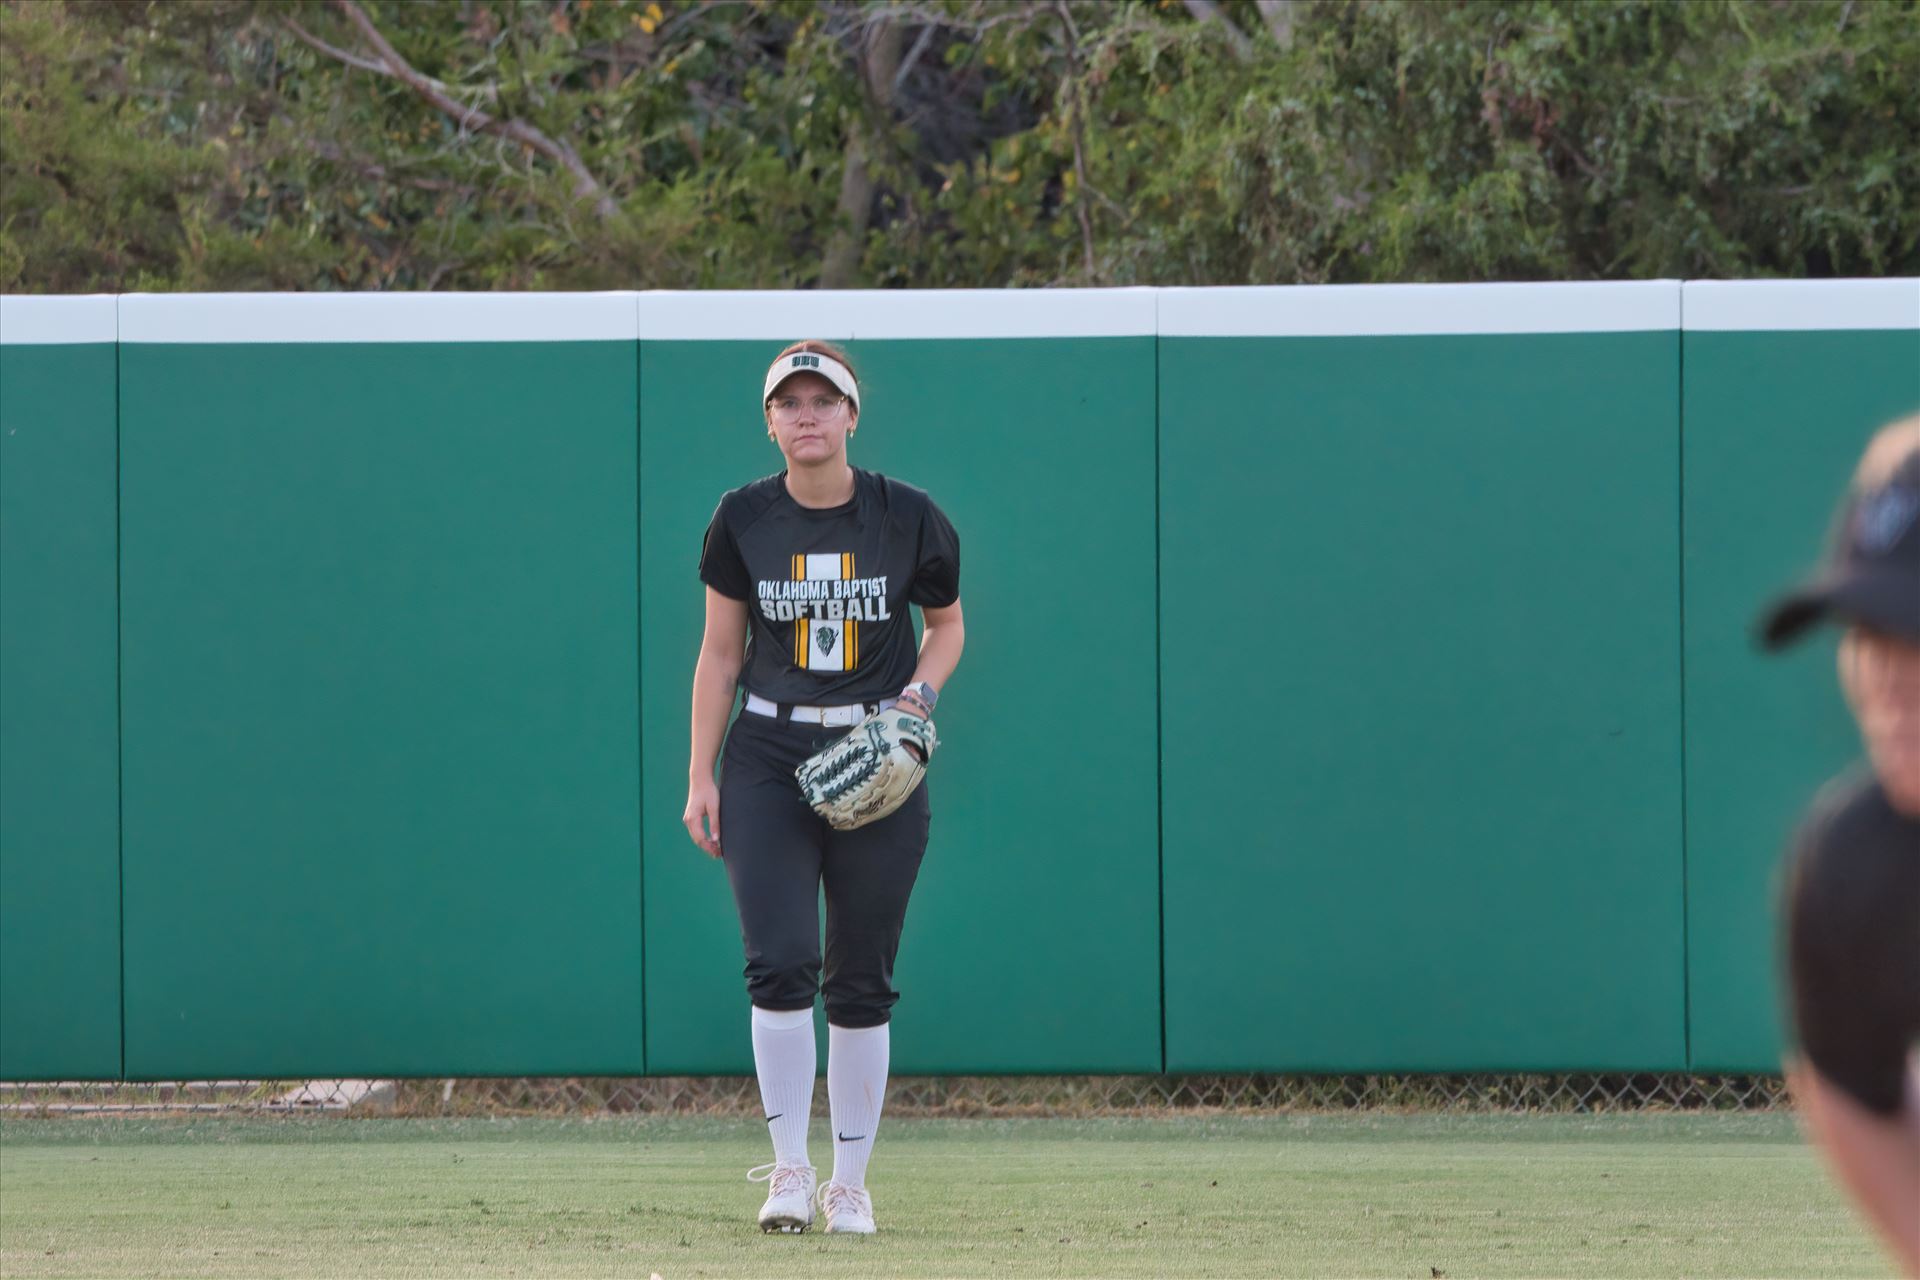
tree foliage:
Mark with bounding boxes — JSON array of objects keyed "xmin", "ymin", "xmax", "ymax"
[{"xmin": 3, "ymin": 0, "xmax": 1915, "ymax": 293}]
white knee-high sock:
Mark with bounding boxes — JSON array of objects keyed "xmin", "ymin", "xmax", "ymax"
[
  {"xmin": 827, "ymin": 1022, "xmax": 889, "ymax": 1189},
  {"xmin": 751, "ymin": 1005, "xmax": 815, "ymax": 1167}
]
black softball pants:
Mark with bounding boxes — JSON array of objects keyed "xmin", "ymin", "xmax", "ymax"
[{"xmin": 718, "ymin": 706, "xmax": 930, "ymax": 1029}]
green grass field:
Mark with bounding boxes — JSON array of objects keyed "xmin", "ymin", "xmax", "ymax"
[{"xmin": 0, "ymin": 1113, "xmax": 1890, "ymax": 1279}]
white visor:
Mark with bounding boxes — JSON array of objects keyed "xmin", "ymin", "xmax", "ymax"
[{"xmin": 763, "ymin": 350, "xmax": 859, "ymax": 412}]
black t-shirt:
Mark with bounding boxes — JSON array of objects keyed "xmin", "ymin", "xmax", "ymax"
[
  {"xmin": 1781, "ymin": 770, "xmax": 1920, "ymax": 1115},
  {"xmin": 699, "ymin": 468, "xmax": 960, "ymax": 705}
]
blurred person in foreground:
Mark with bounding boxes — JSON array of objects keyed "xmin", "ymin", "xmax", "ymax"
[{"xmin": 1758, "ymin": 413, "xmax": 1920, "ymax": 1277}]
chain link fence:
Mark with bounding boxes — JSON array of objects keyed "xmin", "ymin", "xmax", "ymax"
[{"xmin": 1, "ymin": 1073, "xmax": 1788, "ymax": 1116}]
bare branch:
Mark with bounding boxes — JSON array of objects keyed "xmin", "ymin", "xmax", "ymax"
[
  {"xmin": 283, "ymin": 16, "xmax": 390, "ymax": 77},
  {"xmin": 283, "ymin": 15, "xmax": 499, "ymax": 105},
  {"xmin": 1545, "ymin": 128, "xmax": 1605, "ymax": 183},
  {"xmin": 1055, "ymin": 1, "xmax": 1097, "ymax": 281},
  {"xmin": 1253, "ymin": 0, "xmax": 1296, "ymax": 49},
  {"xmin": 310, "ymin": 0, "xmax": 618, "ymax": 219},
  {"xmin": 867, "ymin": 3, "xmax": 1037, "ymax": 38},
  {"xmin": 822, "ymin": 10, "xmax": 903, "ymax": 289},
  {"xmin": 893, "ymin": 22, "xmax": 939, "ymax": 96},
  {"xmin": 656, "ymin": 0, "xmax": 737, "ymax": 44},
  {"xmin": 1182, "ymin": 0, "xmax": 1252, "ymax": 61},
  {"xmin": 859, "ymin": 10, "xmax": 905, "ymax": 105}
]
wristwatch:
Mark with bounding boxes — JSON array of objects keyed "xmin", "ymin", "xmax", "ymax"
[{"xmin": 902, "ymin": 681, "xmax": 938, "ymax": 712}]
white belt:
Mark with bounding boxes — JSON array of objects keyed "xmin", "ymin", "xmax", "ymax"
[{"xmin": 743, "ymin": 692, "xmax": 894, "ymax": 727}]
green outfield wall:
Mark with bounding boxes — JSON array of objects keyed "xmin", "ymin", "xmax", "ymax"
[
  {"xmin": 113, "ymin": 295, "xmax": 644, "ymax": 1079},
  {"xmin": 0, "ymin": 297, "xmax": 123, "ymax": 1080},
  {"xmin": 1158, "ymin": 285, "xmax": 1687, "ymax": 1072},
  {"xmin": 0, "ymin": 282, "xmax": 1912, "ymax": 1080},
  {"xmin": 1679, "ymin": 281, "xmax": 1920, "ymax": 1072}
]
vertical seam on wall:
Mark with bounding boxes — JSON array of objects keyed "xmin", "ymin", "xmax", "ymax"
[
  {"xmin": 114, "ymin": 298, "xmax": 127, "ymax": 1082},
  {"xmin": 1681, "ymin": 285, "xmax": 1697, "ymax": 1074},
  {"xmin": 1152, "ymin": 301, "xmax": 1167, "ymax": 1075},
  {"xmin": 635, "ymin": 323, "xmax": 648, "ymax": 1078}
]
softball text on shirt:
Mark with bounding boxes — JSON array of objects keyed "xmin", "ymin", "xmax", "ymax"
[
  {"xmin": 758, "ymin": 556, "xmax": 891, "ymax": 672},
  {"xmin": 699, "ymin": 468, "xmax": 961, "ymax": 705}
]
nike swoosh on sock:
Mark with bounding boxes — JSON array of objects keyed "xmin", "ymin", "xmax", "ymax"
[{"xmin": 837, "ymin": 1133, "xmax": 866, "ymax": 1142}]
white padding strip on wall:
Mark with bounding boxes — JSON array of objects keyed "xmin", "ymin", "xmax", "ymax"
[
  {"xmin": 19, "ymin": 282, "xmax": 1917, "ymax": 344},
  {"xmin": 1157, "ymin": 281, "xmax": 1682, "ymax": 336},
  {"xmin": 1682, "ymin": 279, "xmax": 1920, "ymax": 331},
  {"xmin": 636, "ymin": 287, "xmax": 1160, "ymax": 340},
  {"xmin": 0, "ymin": 295, "xmax": 118, "ymax": 345},
  {"xmin": 118, "ymin": 291, "xmax": 642, "ymax": 343}
]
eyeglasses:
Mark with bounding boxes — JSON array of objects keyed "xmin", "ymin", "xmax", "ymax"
[{"xmin": 767, "ymin": 394, "xmax": 850, "ymax": 422}]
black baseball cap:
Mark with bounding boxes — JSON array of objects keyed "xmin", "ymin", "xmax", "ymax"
[{"xmin": 1759, "ymin": 437, "xmax": 1920, "ymax": 649}]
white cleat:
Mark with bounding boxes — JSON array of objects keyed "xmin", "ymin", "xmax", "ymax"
[
  {"xmin": 818, "ymin": 1180, "xmax": 876, "ymax": 1235},
  {"xmin": 749, "ymin": 1161, "xmax": 816, "ymax": 1233}
]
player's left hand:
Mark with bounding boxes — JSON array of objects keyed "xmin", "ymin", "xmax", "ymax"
[
  {"xmin": 895, "ymin": 687, "xmax": 935, "ymax": 757},
  {"xmin": 796, "ymin": 704, "xmax": 936, "ymax": 830}
]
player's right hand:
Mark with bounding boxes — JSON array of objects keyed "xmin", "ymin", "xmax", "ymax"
[{"xmin": 683, "ymin": 778, "xmax": 722, "ymax": 858}]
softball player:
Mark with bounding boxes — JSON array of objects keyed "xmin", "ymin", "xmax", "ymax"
[
  {"xmin": 682, "ymin": 340, "xmax": 964, "ymax": 1235},
  {"xmin": 1759, "ymin": 414, "xmax": 1919, "ymax": 1276}
]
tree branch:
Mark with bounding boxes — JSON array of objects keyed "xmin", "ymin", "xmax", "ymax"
[
  {"xmin": 1545, "ymin": 127, "xmax": 1605, "ymax": 183},
  {"xmin": 297, "ymin": 0, "xmax": 617, "ymax": 219},
  {"xmin": 283, "ymin": 16, "xmax": 391, "ymax": 77},
  {"xmin": 821, "ymin": 11, "xmax": 903, "ymax": 288},
  {"xmin": 284, "ymin": 15, "xmax": 500, "ymax": 107},
  {"xmin": 1253, "ymin": 0, "xmax": 1296, "ymax": 49},
  {"xmin": 656, "ymin": 0, "xmax": 736, "ymax": 45},
  {"xmin": 893, "ymin": 22, "xmax": 939, "ymax": 96},
  {"xmin": 1056, "ymin": 0, "xmax": 1097, "ymax": 281},
  {"xmin": 1181, "ymin": 0, "xmax": 1252, "ymax": 62},
  {"xmin": 868, "ymin": 3, "xmax": 1038, "ymax": 38}
]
